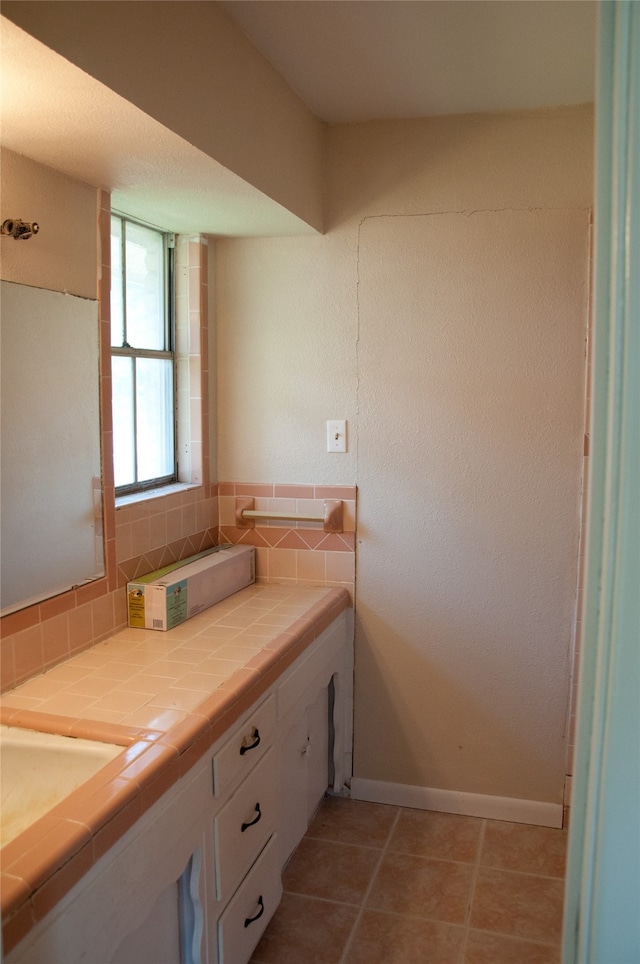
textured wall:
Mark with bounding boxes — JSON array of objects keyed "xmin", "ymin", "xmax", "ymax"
[
  {"xmin": 2, "ymin": 1, "xmax": 324, "ymax": 232},
  {"xmin": 356, "ymin": 208, "xmax": 588, "ymax": 801},
  {"xmin": 0, "ymin": 147, "xmax": 96, "ymax": 298},
  {"xmin": 216, "ymin": 106, "xmax": 593, "ymax": 805}
]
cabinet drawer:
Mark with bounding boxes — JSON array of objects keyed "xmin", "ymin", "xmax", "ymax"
[
  {"xmin": 217, "ymin": 835, "xmax": 282, "ymax": 964},
  {"xmin": 215, "ymin": 747, "xmax": 276, "ymax": 902},
  {"xmin": 212, "ymin": 694, "xmax": 275, "ymax": 796}
]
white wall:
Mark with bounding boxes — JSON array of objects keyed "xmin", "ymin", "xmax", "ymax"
[{"xmin": 217, "ymin": 106, "xmax": 593, "ymax": 808}]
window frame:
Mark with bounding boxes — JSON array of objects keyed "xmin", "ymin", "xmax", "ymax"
[{"xmin": 110, "ymin": 212, "xmax": 178, "ymax": 496}]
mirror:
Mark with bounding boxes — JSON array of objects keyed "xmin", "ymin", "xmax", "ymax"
[{"xmin": 0, "ymin": 280, "xmax": 105, "ymax": 614}]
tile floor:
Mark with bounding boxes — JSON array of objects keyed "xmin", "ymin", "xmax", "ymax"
[{"xmin": 251, "ymin": 797, "xmax": 567, "ymax": 964}]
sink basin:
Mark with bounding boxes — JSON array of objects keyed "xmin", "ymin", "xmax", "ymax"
[{"xmin": 0, "ymin": 725, "xmax": 123, "ymax": 847}]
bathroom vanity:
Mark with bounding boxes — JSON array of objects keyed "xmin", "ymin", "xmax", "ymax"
[{"xmin": 1, "ymin": 586, "xmax": 353, "ymax": 963}]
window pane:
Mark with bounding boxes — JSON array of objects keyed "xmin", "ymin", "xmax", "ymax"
[
  {"xmin": 110, "ymin": 217, "xmax": 124, "ymax": 347},
  {"xmin": 112, "ymin": 356, "xmax": 135, "ymax": 487},
  {"xmin": 136, "ymin": 358, "xmax": 174, "ymax": 483},
  {"xmin": 125, "ymin": 222, "xmax": 166, "ymax": 350}
]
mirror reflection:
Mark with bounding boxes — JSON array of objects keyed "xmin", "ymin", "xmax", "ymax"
[{"xmin": 0, "ymin": 280, "xmax": 104, "ymax": 614}]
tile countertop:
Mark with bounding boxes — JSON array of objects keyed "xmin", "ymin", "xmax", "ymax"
[{"xmin": 0, "ymin": 584, "xmax": 351, "ymax": 955}]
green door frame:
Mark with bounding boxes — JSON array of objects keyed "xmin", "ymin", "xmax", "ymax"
[{"xmin": 562, "ymin": 2, "xmax": 640, "ymax": 961}]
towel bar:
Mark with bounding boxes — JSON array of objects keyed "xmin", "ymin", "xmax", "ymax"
[{"xmin": 235, "ymin": 497, "xmax": 343, "ymax": 533}]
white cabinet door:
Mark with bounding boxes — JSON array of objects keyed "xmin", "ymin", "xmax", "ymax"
[
  {"xmin": 277, "ymin": 683, "xmax": 331, "ymax": 866},
  {"xmin": 5, "ymin": 765, "xmax": 213, "ymax": 964},
  {"xmin": 277, "ymin": 713, "xmax": 310, "ymax": 866},
  {"xmin": 305, "ymin": 684, "xmax": 329, "ymax": 823},
  {"xmin": 111, "ymin": 877, "xmax": 182, "ymax": 964},
  {"xmin": 111, "ymin": 847, "xmax": 208, "ymax": 964}
]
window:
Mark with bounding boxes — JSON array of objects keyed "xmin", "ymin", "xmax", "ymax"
[{"xmin": 111, "ymin": 215, "xmax": 176, "ymax": 493}]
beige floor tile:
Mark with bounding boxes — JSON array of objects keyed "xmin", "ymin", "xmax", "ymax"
[
  {"xmin": 250, "ymin": 893, "xmax": 358, "ymax": 964},
  {"xmin": 346, "ymin": 909, "xmax": 466, "ymax": 964},
  {"xmin": 464, "ymin": 929, "xmax": 561, "ymax": 963},
  {"xmin": 480, "ymin": 821, "xmax": 568, "ymax": 878},
  {"xmin": 389, "ymin": 809, "xmax": 482, "ymax": 863},
  {"xmin": 256, "ymin": 800, "xmax": 569, "ymax": 963},
  {"xmin": 283, "ymin": 838, "xmax": 381, "ymax": 904},
  {"xmin": 366, "ymin": 852, "xmax": 475, "ymax": 925},
  {"xmin": 306, "ymin": 797, "xmax": 398, "ymax": 848},
  {"xmin": 470, "ymin": 868, "xmax": 565, "ymax": 945}
]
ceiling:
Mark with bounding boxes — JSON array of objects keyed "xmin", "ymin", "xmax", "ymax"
[
  {"xmin": 1, "ymin": 1, "xmax": 597, "ymax": 236},
  {"xmin": 0, "ymin": 15, "xmax": 314, "ymax": 237},
  {"xmin": 221, "ymin": 1, "xmax": 597, "ymax": 123}
]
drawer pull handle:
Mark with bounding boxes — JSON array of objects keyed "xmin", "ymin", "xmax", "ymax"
[
  {"xmin": 244, "ymin": 895, "xmax": 264, "ymax": 928},
  {"xmin": 241, "ymin": 803, "xmax": 262, "ymax": 832},
  {"xmin": 240, "ymin": 729, "xmax": 261, "ymax": 755}
]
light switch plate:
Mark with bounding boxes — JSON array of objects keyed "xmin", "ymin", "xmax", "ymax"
[{"xmin": 327, "ymin": 420, "xmax": 347, "ymax": 453}]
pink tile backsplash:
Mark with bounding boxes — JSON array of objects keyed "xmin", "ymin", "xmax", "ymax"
[
  {"xmin": 1, "ymin": 482, "xmax": 354, "ymax": 692},
  {"xmin": 0, "ymin": 196, "xmax": 355, "ymax": 695},
  {"xmin": 217, "ymin": 482, "xmax": 356, "ymax": 599}
]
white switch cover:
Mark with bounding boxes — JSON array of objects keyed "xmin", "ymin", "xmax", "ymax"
[{"xmin": 327, "ymin": 420, "xmax": 347, "ymax": 453}]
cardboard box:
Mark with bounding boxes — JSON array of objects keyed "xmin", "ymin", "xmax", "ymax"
[{"xmin": 127, "ymin": 545, "xmax": 255, "ymax": 631}]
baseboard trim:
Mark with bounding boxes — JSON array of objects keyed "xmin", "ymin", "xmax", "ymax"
[{"xmin": 350, "ymin": 778, "xmax": 564, "ymax": 828}]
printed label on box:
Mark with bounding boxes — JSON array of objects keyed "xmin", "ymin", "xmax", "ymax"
[
  {"xmin": 128, "ymin": 588, "xmax": 146, "ymax": 629},
  {"xmin": 127, "ymin": 545, "xmax": 255, "ymax": 631},
  {"xmin": 165, "ymin": 580, "xmax": 188, "ymax": 630}
]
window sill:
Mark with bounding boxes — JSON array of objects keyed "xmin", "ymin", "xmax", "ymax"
[{"xmin": 115, "ymin": 482, "xmax": 202, "ymax": 509}]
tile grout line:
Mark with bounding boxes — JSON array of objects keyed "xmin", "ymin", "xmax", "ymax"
[
  {"xmin": 337, "ymin": 806, "xmax": 402, "ymax": 964},
  {"xmin": 254, "ymin": 802, "xmax": 567, "ymax": 962},
  {"xmin": 463, "ymin": 925, "xmax": 563, "ymax": 950},
  {"xmin": 459, "ymin": 817, "xmax": 486, "ymax": 963}
]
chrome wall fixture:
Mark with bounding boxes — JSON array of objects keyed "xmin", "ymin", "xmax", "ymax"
[{"xmin": 1, "ymin": 219, "xmax": 39, "ymax": 240}]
